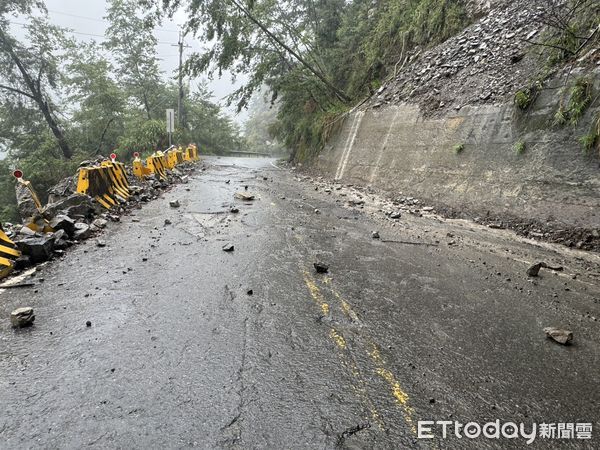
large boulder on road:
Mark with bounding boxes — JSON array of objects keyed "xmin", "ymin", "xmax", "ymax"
[
  {"xmin": 44, "ymin": 194, "xmax": 96, "ymax": 220},
  {"xmin": 15, "ymin": 235, "xmax": 55, "ymax": 263}
]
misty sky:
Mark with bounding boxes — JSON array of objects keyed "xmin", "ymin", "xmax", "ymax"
[{"xmin": 9, "ymin": 0, "xmax": 248, "ymax": 123}]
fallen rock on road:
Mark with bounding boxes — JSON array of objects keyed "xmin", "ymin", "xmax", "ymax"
[
  {"xmin": 543, "ymin": 327, "xmax": 573, "ymax": 345},
  {"xmin": 11, "ymin": 307, "xmax": 35, "ymax": 328},
  {"xmin": 527, "ymin": 262, "xmax": 564, "ymax": 277},
  {"xmin": 314, "ymin": 262, "xmax": 329, "ymax": 274},
  {"xmin": 235, "ymin": 192, "xmax": 255, "ymax": 201}
]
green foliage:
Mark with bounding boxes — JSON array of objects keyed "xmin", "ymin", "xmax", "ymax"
[
  {"xmin": 453, "ymin": 143, "xmax": 464, "ymax": 154},
  {"xmin": 104, "ymin": 0, "xmax": 163, "ymax": 120},
  {"xmin": 539, "ymin": 1, "xmax": 600, "ymax": 67},
  {"xmin": 514, "ymin": 83, "xmax": 540, "ymax": 111},
  {"xmin": 579, "ymin": 132, "xmax": 597, "ymax": 154},
  {"xmin": 0, "ymin": 159, "xmax": 18, "ymax": 222},
  {"xmin": 161, "ymin": 0, "xmax": 471, "ymax": 161},
  {"xmin": 567, "ymin": 77, "xmax": 592, "ymax": 126},
  {"xmin": 579, "ymin": 113, "xmax": 600, "ymax": 154},
  {"xmin": 0, "ymin": 2, "xmax": 246, "ymax": 223},
  {"xmin": 553, "ymin": 105, "xmax": 568, "ymax": 126},
  {"xmin": 514, "ymin": 140, "xmax": 526, "ymax": 155},
  {"xmin": 552, "ymin": 77, "xmax": 593, "ymax": 128},
  {"xmin": 117, "ymin": 119, "xmax": 166, "ymax": 159}
]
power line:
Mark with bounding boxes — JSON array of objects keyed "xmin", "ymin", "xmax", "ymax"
[
  {"xmin": 46, "ymin": 8, "xmax": 180, "ymax": 34},
  {"xmin": 7, "ymin": 20, "xmax": 176, "ymax": 44}
]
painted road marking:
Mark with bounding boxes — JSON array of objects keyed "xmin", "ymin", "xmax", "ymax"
[
  {"xmin": 303, "ymin": 270, "xmax": 385, "ymax": 429},
  {"xmin": 303, "ymin": 270, "xmax": 418, "ymax": 436}
]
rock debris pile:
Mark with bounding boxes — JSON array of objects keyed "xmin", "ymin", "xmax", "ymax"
[
  {"xmin": 371, "ymin": 0, "xmax": 544, "ymax": 114},
  {"xmin": 2, "ymin": 159, "xmax": 199, "ymax": 274}
]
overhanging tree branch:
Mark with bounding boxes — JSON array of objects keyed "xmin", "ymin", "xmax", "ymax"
[
  {"xmin": 228, "ymin": 0, "xmax": 350, "ymax": 102},
  {"xmin": 0, "ymin": 84, "xmax": 36, "ymax": 100}
]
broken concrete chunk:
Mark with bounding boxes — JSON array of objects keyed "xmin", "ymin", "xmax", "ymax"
[
  {"xmin": 372, "ymin": 231, "xmax": 380, "ymax": 239},
  {"xmin": 15, "ymin": 183, "xmax": 40, "ymax": 222},
  {"xmin": 348, "ymin": 199, "xmax": 365, "ymax": 206},
  {"xmin": 169, "ymin": 200, "xmax": 181, "ymax": 208},
  {"xmin": 96, "ymin": 240, "xmax": 106, "ymax": 248},
  {"xmin": 527, "ymin": 262, "xmax": 544, "ymax": 277},
  {"xmin": 230, "ymin": 207, "xmax": 239, "ymax": 214},
  {"xmin": 51, "ymin": 229, "xmax": 66, "ymax": 242},
  {"xmin": 222, "ymin": 243, "xmax": 235, "ymax": 252},
  {"xmin": 389, "ymin": 212, "xmax": 402, "ymax": 219},
  {"xmin": 234, "ymin": 192, "xmax": 255, "ymax": 201},
  {"xmin": 543, "ymin": 327, "xmax": 573, "ymax": 345},
  {"xmin": 164, "ymin": 219, "xmax": 172, "ymax": 226},
  {"xmin": 11, "ymin": 307, "xmax": 35, "ymax": 328},
  {"xmin": 18, "ymin": 226, "xmax": 36, "ymax": 236},
  {"xmin": 314, "ymin": 262, "xmax": 329, "ymax": 274}
]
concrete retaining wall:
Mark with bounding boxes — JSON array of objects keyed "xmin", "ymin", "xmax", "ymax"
[{"xmin": 311, "ymin": 77, "xmax": 600, "ymax": 228}]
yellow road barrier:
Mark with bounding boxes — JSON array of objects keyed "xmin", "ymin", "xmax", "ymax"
[
  {"xmin": 184, "ymin": 144, "xmax": 199, "ymax": 161},
  {"xmin": 147, "ymin": 154, "xmax": 168, "ymax": 180},
  {"xmin": 100, "ymin": 161, "xmax": 130, "ymax": 200},
  {"xmin": 77, "ymin": 163, "xmax": 129, "ymax": 209},
  {"xmin": 0, "ymin": 228, "xmax": 20, "ymax": 280}
]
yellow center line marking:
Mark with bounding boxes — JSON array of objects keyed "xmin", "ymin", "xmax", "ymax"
[
  {"xmin": 327, "ymin": 281, "xmax": 418, "ymax": 436},
  {"xmin": 302, "ymin": 270, "xmax": 385, "ymax": 429},
  {"xmin": 369, "ymin": 345, "xmax": 417, "ymax": 434},
  {"xmin": 329, "ymin": 329, "xmax": 347, "ymax": 349}
]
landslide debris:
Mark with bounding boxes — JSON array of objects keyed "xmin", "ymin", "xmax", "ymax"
[
  {"xmin": 370, "ymin": 0, "xmax": 546, "ymax": 115},
  {"xmin": 2, "ymin": 159, "xmax": 200, "ymax": 277}
]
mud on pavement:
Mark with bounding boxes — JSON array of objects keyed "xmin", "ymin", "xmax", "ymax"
[{"xmin": 1, "ymin": 157, "xmax": 599, "ymax": 449}]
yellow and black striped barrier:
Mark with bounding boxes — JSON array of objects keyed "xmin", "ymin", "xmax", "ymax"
[
  {"xmin": 0, "ymin": 228, "xmax": 20, "ymax": 280},
  {"xmin": 131, "ymin": 144, "xmax": 200, "ymax": 180},
  {"xmin": 76, "ymin": 166, "xmax": 119, "ymax": 209},
  {"xmin": 21, "ymin": 144, "xmax": 198, "ymax": 213},
  {"xmin": 167, "ymin": 148, "xmax": 185, "ymax": 168},
  {"xmin": 100, "ymin": 160, "xmax": 130, "ymax": 200},
  {"xmin": 184, "ymin": 144, "xmax": 199, "ymax": 161},
  {"xmin": 146, "ymin": 153, "xmax": 168, "ymax": 180}
]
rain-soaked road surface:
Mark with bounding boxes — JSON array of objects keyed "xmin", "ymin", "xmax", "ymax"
[{"xmin": 1, "ymin": 157, "xmax": 599, "ymax": 449}]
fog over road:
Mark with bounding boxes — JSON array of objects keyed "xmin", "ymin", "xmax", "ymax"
[{"xmin": 1, "ymin": 157, "xmax": 599, "ymax": 448}]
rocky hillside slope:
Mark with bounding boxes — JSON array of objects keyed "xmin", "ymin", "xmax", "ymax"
[{"xmin": 309, "ymin": 0, "xmax": 600, "ymax": 250}]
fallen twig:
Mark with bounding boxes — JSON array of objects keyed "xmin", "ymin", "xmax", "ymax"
[
  {"xmin": 381, "ymin": 239, "xmax": 438, "ymax": 247},
  {"xmin": 0, "ymin": 283, "xmax": 36, "ymax": 289}
]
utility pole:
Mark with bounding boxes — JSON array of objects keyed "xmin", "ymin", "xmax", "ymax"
[{"xmin": 172, "ymin": 32, "xmax": 191, "ymax": 129}]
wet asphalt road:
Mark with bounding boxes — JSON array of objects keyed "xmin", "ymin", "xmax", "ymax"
[{"xmin": 1, "ymin": 157, "xmax": 599, "ymax": 449}]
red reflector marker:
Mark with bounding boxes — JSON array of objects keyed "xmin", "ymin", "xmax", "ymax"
[
  {"xmin": 13, "ymin": 169, "xmax": 23, "ymax": 179},
  {"xmin": 133, "ymin": 152, "xmax": 140, "ymax": 158},
  {"xmin": 110, "ymin": 153, "xmax": 117, "ymax": 162}
]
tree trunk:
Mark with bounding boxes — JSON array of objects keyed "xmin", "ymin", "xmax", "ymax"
[
  {"xmin": 37, "ymin": 99, "xmax": 73, "ymax": 159},
  {"xmin": 0, "ymin": 30, "xmax": 73, "ymax": 159}
]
